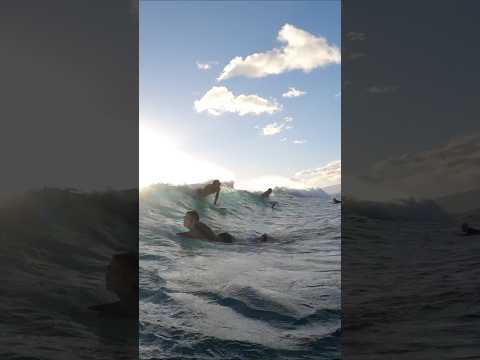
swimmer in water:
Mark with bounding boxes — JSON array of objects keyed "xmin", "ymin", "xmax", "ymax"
[
  {"xmin": 196, "ymin": 180, "xmax": 221, "ymax": 205},
  {"xmin": 461, "ymin": 223, "xmax": 480, "ymax": 236},
  {"xmin": 89, "ymin": 252, "xmax": 138, "ymax": 318},
  {"xmin": 177, "ymin": 210, "xmax": 269, "ymax": 243},
  {"xmin": 333, "ymin": 197, "xmax": 341, "ymax": 204}
]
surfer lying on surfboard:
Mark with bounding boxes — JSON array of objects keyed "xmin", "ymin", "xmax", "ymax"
[{"xmin": 177, "ymin": 210, "xmax": 270, "ymax": 243}]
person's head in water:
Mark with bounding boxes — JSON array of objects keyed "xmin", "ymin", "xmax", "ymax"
[
  {"xmin": 184, "ymin": 210, "xmax": 200, "ymax": 230},
  {"xmin": 266, "ymin": 188, "xmax": 272, "ymax": 195},
  {"xmin": 105, "ymin": 252, "xmax": 138, "ymax": 302},
  {"xmin": 212, "ymin": 180, "xmax": 221, "ymax": 189}
]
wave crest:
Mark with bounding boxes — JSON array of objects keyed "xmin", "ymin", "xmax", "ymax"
[{"xmin": 344, "ymin": 197, "xmax": 452, "ymax": 222}]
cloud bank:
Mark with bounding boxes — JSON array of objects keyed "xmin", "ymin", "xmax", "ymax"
[
  {"xmin": 236, "ymin": 160, "xmax": 341, "ymax": 191},
  {"xmin": 293, "ymin": 160, "xmax": 341, "ymax": 188},
  {"xmin": 364, "ymin": 133, "xmax": 480, "ymax": 199},
  {"xmin": 218, "ymin": 24, "xmax": 340, "ymax": 81},
  {"xmin": 194, "ymin": 86, "xmax": 281, "ymax": 116}
]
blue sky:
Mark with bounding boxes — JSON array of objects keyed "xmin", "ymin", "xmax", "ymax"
[{"xmin": 140, "ymin": 1, "xmax": 340, "ymax": 189}]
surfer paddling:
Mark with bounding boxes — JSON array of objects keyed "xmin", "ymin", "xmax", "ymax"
[
  {"xmin": 196, "ymin": 180, "xmax": 221, "ymax": 205},
  {"xmin": 261, "ymin": 188, "xmax": 273, "ymax": 198},
  {"xmin": 260, "ymin": 188, "xmax": 277, "ymax": 208},
  {"xmin": 177, "ymin": 210, "xmax": 270, "ymax": 243}
]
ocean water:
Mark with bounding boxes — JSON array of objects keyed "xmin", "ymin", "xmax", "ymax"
[
  {"xmin": 343, "ymin": 199, "xmax": 480, "ymax": 359},
  {"xmin": 0, "ymin": 189, "xmax": 138, "ymax": 360},
  {"xmin": 139, "ymin": 184, "xmax": 341, "ymax": 360}
]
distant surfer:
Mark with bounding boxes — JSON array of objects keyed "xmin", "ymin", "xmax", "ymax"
[
  {"xmin": 461, "ymin": 223, "xmax": 480, "ymax": 236},
  {"xmin": 196, "ymin": 180, "xmax": 221, "ymax": 205},
  {"xmin": 177, "ymin": 210, "xmax": 269, "ymax": 243},
  {"xmin": 333, "ymin": 197, "xmax": 341, "ymax": 204},
  {"xmin": 261, "ymin": 188, "xmax": 273, "ymax": 198},
  {"xmin": 89, "ymin": 252, "xmax": 138, "ymax": 318},
  {"xmin": 260, "ymin": 188, "xmax": 277, "ymax": 208}
]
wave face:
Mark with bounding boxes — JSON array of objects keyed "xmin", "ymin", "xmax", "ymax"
[
  {"xmin": 140, "ymin": 184, "xmax": 341, "ymax": 360},
  {"xmin": 0, "ymin": 189, "xmax": 138, "ymax": 360}
]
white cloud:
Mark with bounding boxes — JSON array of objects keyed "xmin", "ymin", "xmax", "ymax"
[
  {"xmin": 217, "ymin": 23, "xmax": 340, "ymax": 81},
  {"xmin": 196, "ymin": 61, "xmax": 218, "ymax": 71},
  {"xmin": 293, "ymin": 139, "xmax": 307, "ymax": 144},
  {"xmin": 262, "ymin": 122, "xmax": 285, "ymax": 136},
  {"xmin": 197, "ymin": 62, "xmax": 211, "ymax": 70},
  {"xmin": 282, "ymin": 87, "xmax": 307, "ymax": 98},
  {"xmin": 194, "ymin": 86, "xmax": 281, "ymax": 116},
  {"xmin": 261, "ymin": 116, "xmax": 294, "ymax": 136},
  {"xmin": 292, "ymin": 160, "xmax": 341, "ymax": 188}
]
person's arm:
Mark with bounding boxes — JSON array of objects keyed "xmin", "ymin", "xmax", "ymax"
[{"xmin": 214, "ymin": 189, "xmax": 220, "ymax": 205}]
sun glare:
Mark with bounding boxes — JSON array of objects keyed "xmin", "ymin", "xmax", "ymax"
[
  {"xmin": 236, "ymin": 175, "xmax": 308, "ymax": 191},
  {"xmin": 139, "ymin": 126, "xmax": 235, "ymax": 189}
]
